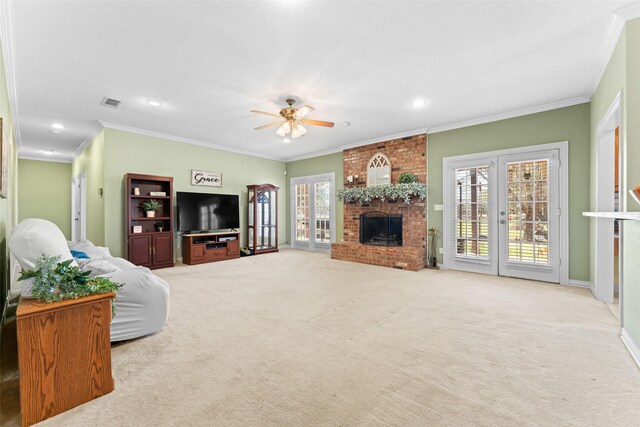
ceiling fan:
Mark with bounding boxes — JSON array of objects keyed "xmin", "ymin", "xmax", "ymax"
[{"xmin": 251, "ymin": 98, "xmax": 334, "ymax": 139}]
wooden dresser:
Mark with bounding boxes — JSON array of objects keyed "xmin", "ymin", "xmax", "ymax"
[{"xmin": 17, "ymin": 292, "xmax": 115, "ymax": 426}]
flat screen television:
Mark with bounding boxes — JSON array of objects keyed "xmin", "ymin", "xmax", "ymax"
[{"xmin": 176, "ymin": 192, "xmax": 240, "ymax": 232}]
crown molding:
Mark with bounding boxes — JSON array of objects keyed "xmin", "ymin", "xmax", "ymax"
[
  {"xmin": 18, "ymin": 154, "xmax": 72, "ymax": 164},
  {"xmin": 614, "ymin": 2, "xmax": 640, "ymax": 21},
  {"xmin": 72, "ymin": 121, "xmax": 104, "ymax": 161},
  {"xmin": 99, "ymin": 121, "xmax": 285, "ymax": 162},
  {"xmin": 283, "ymin": 146, "xmax": 344, "ymax": 163},
  {"xmin": 0, "ymin": 0, "xmax": 22, "ymax": 152},
  {"xmin": 338, "ymin": 128, "xmax": 429, "ymax": 152},
  {"xmin": 584, "ymin": 14, "xmax": 625, "ymax": 98},
  {"xmin": 429, "ymin": 97, "xmax": 589, "ymax": 135},
  {"xmin": 278, "ymin": 128, "xmax": 429, "ymax": 162}
]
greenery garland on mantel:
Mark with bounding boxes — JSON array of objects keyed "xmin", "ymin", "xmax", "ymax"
[{"xmin": 336, "ymin": 182, "xmax": 427, "ymax": 204}]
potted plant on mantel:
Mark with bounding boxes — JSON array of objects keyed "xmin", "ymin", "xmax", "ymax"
[{"xmin": 141, "ymin": 199, "xmax": 161, "ymax": 218}]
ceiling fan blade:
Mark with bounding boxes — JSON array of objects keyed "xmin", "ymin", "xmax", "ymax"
[
  {"xmin": 250, "ymin": 110, "xmax": 282, "ymax": 119},
  {"xmin": 296, "ymin": 105, "xmax": 315, "ymax": 118},
  {"xmin": 301, "ymin": 119, "xmax": 334, "ymax": 128},
  {"xmin": 254, "ymin": 121, "xmax": 284, "ymax": 130}
]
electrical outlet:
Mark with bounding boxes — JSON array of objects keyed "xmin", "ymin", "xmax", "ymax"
[
  {"xmin": 434, "ymin": 204, "xmax": 443, "ymax": 211},
  {"xmin": 439, "ymin": 247, "xmax": 444, "ymax": 254}
]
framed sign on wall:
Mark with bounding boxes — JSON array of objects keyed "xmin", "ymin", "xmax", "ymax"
[{"xmin": 191, "ymin": 170, "xmax": 222, "ymax": 187}]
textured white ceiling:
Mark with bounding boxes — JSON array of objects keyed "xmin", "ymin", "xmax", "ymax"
[{"xmin": 6, "ymin": 0, "xmax": 638, "ymax": 162}]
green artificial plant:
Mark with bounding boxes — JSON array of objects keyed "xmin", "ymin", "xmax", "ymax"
[
  {"xmin": 19, "ymin": 255, "xmax": 122, "ymax": 316},
  {"xmin": 141, "ymin": 199, "xmax": 161, "ymax": 212},
  {"xmin": 399, "ymin": 172, "xmax": 418, "ymax": 183}
]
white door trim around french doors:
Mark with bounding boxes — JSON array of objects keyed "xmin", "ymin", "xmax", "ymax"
[
  {"xmin": 71, "ymin": 172, "xmax": 86, "ymax": 242},
  {"xmin": 290, "ymin": 173, "xmax": 336, "ymax": 253},
  {"xmin": 442, "ymin": 141, "xmax": 569, "ymax": 285}
]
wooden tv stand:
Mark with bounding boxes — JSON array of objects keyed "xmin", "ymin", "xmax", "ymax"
[{"xmin": 182, "ymin": 231, "xmax": 240, "ymax": 265}]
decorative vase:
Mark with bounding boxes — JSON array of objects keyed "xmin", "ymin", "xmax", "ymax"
[
  {"xmin": 146, "ymin": 211, "xmax": 155, "ymax": 218},
  {"xmin": 157, "ymin": 227, "xmax": 164, "ymax": 232}
]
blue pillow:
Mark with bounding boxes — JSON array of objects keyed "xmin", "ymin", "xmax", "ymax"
[{"xmin": 70, "ymin": 250, "xmax": 90, "ymax": 259}]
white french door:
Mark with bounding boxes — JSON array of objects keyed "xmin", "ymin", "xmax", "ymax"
[
  {"xmin": 443, "ymin": 143, "xmax": 566, "ymax": 284},
  {"xmin": 498, "ymin": 150, "xmax": 560, "ymax": 282},
  {"xmin": 290, "ymin": 173, "xmax": 335, "ymax": 252}
]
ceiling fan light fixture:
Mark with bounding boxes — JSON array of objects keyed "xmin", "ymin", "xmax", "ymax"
[
  {"xmin": 291, "ymin": 123, "xmax": 306, "ymax": 138},
  {"xmin": 276, "ymin": 121, "xmax": 291, "ymax": 137}
]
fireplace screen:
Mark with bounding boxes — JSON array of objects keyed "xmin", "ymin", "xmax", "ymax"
[{"xmin": 360, "ymin": 211, "xmax": 402, "ymax": 246}]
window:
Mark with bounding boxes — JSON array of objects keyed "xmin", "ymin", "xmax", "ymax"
[
  {"xmin": 367, "ymin": 153, "xmax": 391, "ymax": 186},
  {"xmin": 506, "ymin": 160, "xmax": 549, "ymax": 264},
  {"xmin": 455, "ymin": 166, "xmax": 489, "ymax": 258}
]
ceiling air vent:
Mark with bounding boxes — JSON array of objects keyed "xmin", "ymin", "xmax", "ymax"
[{"xmin": 101, "ymin": 97, "xmax": 121, "ymax": 108}]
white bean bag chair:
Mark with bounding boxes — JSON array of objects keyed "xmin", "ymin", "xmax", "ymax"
[{"xmin": 9, "ymin": 218, "xmax": 170, "ymax": 342}]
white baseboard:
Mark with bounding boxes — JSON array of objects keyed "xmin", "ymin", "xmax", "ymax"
[
  {"xmin": 566, "ymin": 279, "xmax": 592, "ymax": 288},
  {"xmin": 621, "ymin": 328, "xmax": 640, "ymax": 370}
]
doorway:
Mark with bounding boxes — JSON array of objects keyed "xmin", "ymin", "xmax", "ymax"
[
  {"xmin": 594, "ymin": 93, "xmax": 622, "ymax": 310},
  {"xmin": 71, "ymin": 172, "xmax": 86, "ymax": 242},
  {"xmin": 443, "ymin": 142, "xmax": 568, "ymax": 284},
  {"xmin": 290, "ymin": 173, "xmax": 335, "ymax": 253}
]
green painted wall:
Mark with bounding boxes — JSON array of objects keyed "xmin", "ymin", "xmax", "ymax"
[
  {"xmin": 0, "ymin": 39, "xmax": 19, "ymax": 318},
  {"xmin": 626, "ymin": 19, "xmax": 640, "ymax": 211},
  {"xmin": 101, "ymin": 128, "xmax": 286, "ymax": 258},
  {"xmin": 285, "ymin": 152, "xmax": 344, "ymax": 242},
  {"xmin": 71, "ymin": 130, "xmax": 105, "ymax": 245},
  {"xmin": 428, "ymin": 103, "xmax": 591, "ymax": 281},
  {"xmin": 622, "ymin": 18, "xmax": 640, "ymax": 352},
  {"xmin": 18, "ymin": 159, "xmax": 71, "ymax": 239}
]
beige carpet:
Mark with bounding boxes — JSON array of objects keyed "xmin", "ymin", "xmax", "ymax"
[{"xmin": 38, "ymin": 249, "xmax": 640, "ymax": 426}]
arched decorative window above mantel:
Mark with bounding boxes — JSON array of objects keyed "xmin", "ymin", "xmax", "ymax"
[{"xmin": 367, "ymin": 153, "xmax": 391, "ymax": 187}]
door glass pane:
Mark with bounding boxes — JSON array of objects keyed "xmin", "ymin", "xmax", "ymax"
[
  {"xmin": 506, "ymin": 159, "xmax": 549, "ymax": 264},
  {"xmin": 295, "ymin": 184, "xmax": 309, "ymax": 241},
  {"xmin": 454, "ymin": 166, "xmax": 489, "ymax": 258},
  {"xmin": 314, "ymin": 181, "xmax": 330, "ymax": 243}
]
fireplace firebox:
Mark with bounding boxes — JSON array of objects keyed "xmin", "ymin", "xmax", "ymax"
[{"xmin": 359, "ymin": 211, "xmax": 402, "ymax": 246}]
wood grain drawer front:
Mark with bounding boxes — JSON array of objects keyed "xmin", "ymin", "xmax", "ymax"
[
  {"xmin": 207, "ymin": 248, "xmax": 227, "ymax": 259},
  {"xmin": 191, "ymin": 245, "xmax": 206, "ymax": 259},
  {"xmin": 227, "ymin": 240, "xmax": 240, "ymax": 256}
]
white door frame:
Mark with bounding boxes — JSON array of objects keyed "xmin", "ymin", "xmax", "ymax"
[
  {"xmin": 594, "ymin": 92, "xmax": 622, "ymax": 305},
  {"xmin": 71, "ymin": 172, "xmax": 86, "ymax": 242},
  {"xmin": 290, "ymin": 172, "xmax": 336, "ymax": 253},
  {"xmin": 443, "ymin": 141, "xmax": 569, "ymax": 285}
]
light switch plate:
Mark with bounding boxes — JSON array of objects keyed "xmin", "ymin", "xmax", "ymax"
[
  {"xmin": 434, "ymin": 204, "xmax": 443, "ymax": 211},
  {"xmin": 439, "ymin": 247, "xmax": 444, "ymax": 254}
]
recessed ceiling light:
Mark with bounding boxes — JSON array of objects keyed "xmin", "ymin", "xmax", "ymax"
[
  {"xmin": 43, "ymin": 149, "xmax": 55, "ymax": 155},
  {"xmin": 146, "ymin": 99, "xmax": 162, "ymax": 107},
  {"xmin": 412, "ymin": 99, "xmax": 426, "ymax": 108},
  {"xmin": 341, "ymin": 121, "xmax": 351, "ymax": 127},
  {"xmin": 51, "ymin": 123, "xmax": 64, "ymax": 130},
  {"xmin": 283, "ymin": 138, "xmax": 291, "ymax": 143}
]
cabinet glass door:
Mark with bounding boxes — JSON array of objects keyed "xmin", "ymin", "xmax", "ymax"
[
  {"xmin": 247, "ymin": 184, "xmax": 279, "ymax": 254},
  {"xmin": 257, "ymin": 189, "xmax": 276, "ymax": 250}
]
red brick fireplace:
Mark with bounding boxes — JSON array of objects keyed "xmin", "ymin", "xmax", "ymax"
[{"xmin": 331, "ymin": 134, "xmax": 427, "ymax": 271}]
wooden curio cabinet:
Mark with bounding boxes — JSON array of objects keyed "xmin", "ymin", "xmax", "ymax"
[
  {"xmin": 125, "ymin": 173, "xmax": 174, "ymax": 269},
  {"xmin": 247, "ymin": 184, "xmax": 279, "ymax": 255}
]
